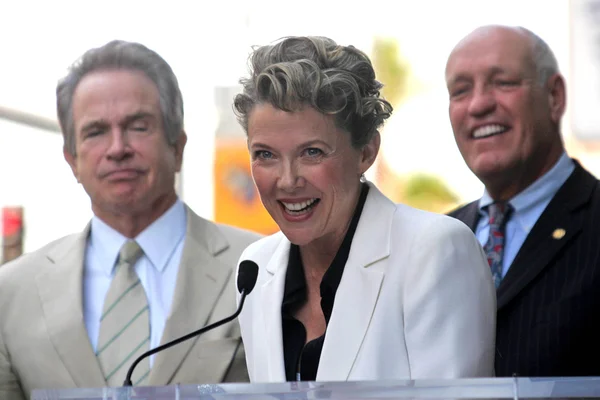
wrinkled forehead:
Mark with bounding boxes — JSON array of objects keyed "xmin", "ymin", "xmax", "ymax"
[{"xmin": 445, "ymin": 27, "xmax": 535, "ymax": 82}]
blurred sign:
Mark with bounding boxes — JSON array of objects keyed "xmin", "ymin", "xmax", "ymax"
[
  {"xmin": 214, "ymin": 139, "xmax": 278, "ymax": 235},
  {"xmin": 570, "ymin": 0, "xmax": 600, "ymax": 140},
  {"xmin": 2, "ymin": 206, "xmax": 24, "ymax": 265},
  {"xmin": 213, "ymin": 86, "xmax": 278, "ymax": 235}
]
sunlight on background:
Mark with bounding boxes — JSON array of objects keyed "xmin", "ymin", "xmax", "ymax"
[{"xmin": 0, "ymin": 0, "xmax": 594, "ymax": 253}]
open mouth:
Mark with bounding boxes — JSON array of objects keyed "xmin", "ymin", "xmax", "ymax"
[
  {"xmin": 472, "ymin": 124, "xmax": 509, "ymax": 139},
  {"xmin": 280, "ymin": 198, "xmax": 321, "ymax": 216}
]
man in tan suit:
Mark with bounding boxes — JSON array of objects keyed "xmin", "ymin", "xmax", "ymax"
[{"xmin": 0, "ymin": 40, "xmax": 261, "ymax": 400}]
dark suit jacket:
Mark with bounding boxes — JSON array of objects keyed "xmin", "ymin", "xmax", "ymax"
[{"xmin": 449, "ymin": 161, "xmax": 600, "ymax": 377}]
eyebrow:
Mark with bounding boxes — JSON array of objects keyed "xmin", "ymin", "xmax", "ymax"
[
  {"xmin": 447, "ymin": 66, "xmax": 515, "ymax": 87},
  {"xmin": 249, "ymin": 139, "xmax": 332, "ymax": 151}
]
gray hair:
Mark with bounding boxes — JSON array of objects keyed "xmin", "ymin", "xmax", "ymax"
[
  {"xmin": 233, "ymin": 36, "xmax": 393, "ymax": 148},
  {"xmin": 518, "ymin": 27, "xmax": 560, "ymax": 86},
  {"xmin": 57, "ymin": 40, "xmax": 184, "ymax": 155}
]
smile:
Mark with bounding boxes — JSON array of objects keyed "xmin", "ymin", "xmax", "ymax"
[
  {"xmin": 472, "ymin": 124, "xmax": 509, "ymax": 139},
  {"xmin": 280, "ymin": 198, "xmax": 320, "ymax": 215}
]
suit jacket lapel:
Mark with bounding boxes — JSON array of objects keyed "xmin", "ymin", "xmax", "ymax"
[
  {"xmin": 35, "ymin": 224, "xmax": 106, "ymax": 388},
  {"xmin": 148, "ymin": 207, "xmax": 232, "ymax": 385},
  {"xmin": 455, "ymin": 201, "xmax": 480, "ymax": 232},
  {"xmin": 497, "ymin": 163, "xmax": 594, "ymax": 310},
  {"xmin": 260, "ymin": 237, "xmax": 290, "ymax": 382},
  {"xmin": 317, "ymin": 184, "xmax": 391, "ymax": 381}
]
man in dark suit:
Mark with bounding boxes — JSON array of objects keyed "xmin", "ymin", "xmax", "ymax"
[{"xmin": 445, "ymin": 24, "xmax": 600, "ymax": 377}]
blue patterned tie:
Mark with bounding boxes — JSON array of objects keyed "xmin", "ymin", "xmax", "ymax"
[{"xmin": 484, "ymin": 202, "xmax": 513, "ymax": 289}]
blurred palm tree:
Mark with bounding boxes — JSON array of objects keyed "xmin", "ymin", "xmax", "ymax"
[
  {"xmin": 402, "ymin": 174, "xmax": 460, "ymax": 214},
  {"xmin": 371, "ymin": 37, "xmax": 410, "ymax": 108},
  {"xmin": 371, "ymin": 37, "xmax": 459, "ymax": 213}
]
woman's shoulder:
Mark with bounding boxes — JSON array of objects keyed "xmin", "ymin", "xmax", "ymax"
[{"xmin": 391, "ymin": 203, "xmax": 475, "ymax": 240}]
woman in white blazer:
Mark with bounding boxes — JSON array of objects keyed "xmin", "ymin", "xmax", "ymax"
[{"xmin": 232, "ymin": 36, "xmax": 496, "ymax": 382}]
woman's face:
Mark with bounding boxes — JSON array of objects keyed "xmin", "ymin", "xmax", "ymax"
[{"xmin": 247, "ymin": 104, "xmax": 378, "ymax": 248}]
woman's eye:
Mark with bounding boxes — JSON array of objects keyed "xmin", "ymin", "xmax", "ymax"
[
  {"xmin": 304, "ymin": 148, "xmax": 323, "ymax": 157},
  {"xmin": 254, "ymin": 150, "xmax": 273, "ymax": 160}
]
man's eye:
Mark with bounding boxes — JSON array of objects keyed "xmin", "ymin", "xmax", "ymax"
[
  {"xmin": 450, "ymin": 87, "xmax": 469, "ymax": 98},
  {"xmin": 85, "ymin": 130, "xmax": 103, "ymax": 138},
  {"xmin": 130, "ymin": 123, "xmax": 148, "ymax": 132}
]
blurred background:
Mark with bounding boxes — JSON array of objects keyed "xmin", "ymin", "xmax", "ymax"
[{"xmin": 2, "ymin": 0, "xmax": 599, "ymax": 263}]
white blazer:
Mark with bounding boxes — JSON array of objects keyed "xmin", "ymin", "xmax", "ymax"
[{"xmin": 236, "ymin": 183, "xmax": 496, "ymax": 382}]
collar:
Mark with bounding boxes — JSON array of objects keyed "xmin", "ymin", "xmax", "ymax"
[
  {"xmin": 90, "ymin": 199, "xmax": 187, "ymax": 274},
  {"xmin": 478, "ymin": 152, "xmax": 575, "ymax": 216}
]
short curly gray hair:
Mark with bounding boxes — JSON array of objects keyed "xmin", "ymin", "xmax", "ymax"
[{"xmin": 233, "ymin": 36, "xmax": 393, "ymax": 148}]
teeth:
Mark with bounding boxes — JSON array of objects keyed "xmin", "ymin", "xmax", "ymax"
[
  {"xmin": 473, "ymin": 124, "xmax": 507, "ymax": 138},
  {"xmin": 282, "ymin": 198, "xmax": 318, "ymax": 211}
]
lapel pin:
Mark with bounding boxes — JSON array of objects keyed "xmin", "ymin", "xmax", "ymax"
[{"xmin": 552, "ymin": 228, "xmax": 566, "ymax": 240}]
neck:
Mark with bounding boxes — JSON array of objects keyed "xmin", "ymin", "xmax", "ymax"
[
  {"xmin": 486, "ymin": 147, "xmax": 564, "ymax": 202},
  {"xmin": 300, "ymin": 236, "xmax": 343, "ymax": 275},
  {"xmin": 93, "ymin": 192, "xmax": 178, "ymax": 238}
]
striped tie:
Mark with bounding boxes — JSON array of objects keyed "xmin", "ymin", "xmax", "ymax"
[
  {"xmin": 97, "ymin": 240, "xmax": 151, "ymax": 386},
  {"xmin": 484, "ymin": 202, "xmax": 513, "ymax": 289}
]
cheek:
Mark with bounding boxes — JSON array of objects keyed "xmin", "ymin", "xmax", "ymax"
[
  {"xmin": 250, "ymin": 165, "xmax": 273, "ymax": 196},
  {"xmin": 448, "ymin": 104, "xmax": 464, "ymax": 127},
  {"xmin": 310, "ymin": 160, "xmax": 355, "ymax": 193}
]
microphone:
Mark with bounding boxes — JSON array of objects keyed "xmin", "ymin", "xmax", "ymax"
[{"xmin": 122, "ymin": 260, "xmax": 259, "ymax": 386}]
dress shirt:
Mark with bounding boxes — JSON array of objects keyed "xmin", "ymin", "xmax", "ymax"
[
  {"xmin": 83, "ymin": 199, "xmax": 187, "ymax": 366},
  {"xmin": 476, "ymin": 153, "xmax": 575, "ymax": 277}
]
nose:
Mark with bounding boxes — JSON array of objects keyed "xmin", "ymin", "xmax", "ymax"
[
  {"xmin": 468, "ymin": 84, "xmax": 497, "ymax": 117},
  {"xmin": 276, "ymin": 160, "xmax": 304, "ymax": 192},
  {"xmin": 106, "ymin": 129, "xmax": 132, "ymax": 161}
]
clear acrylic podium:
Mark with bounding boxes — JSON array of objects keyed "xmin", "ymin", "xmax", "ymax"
[{"xmin": 31, "ymin": 377, "xmax": 600, "ymax": 400}]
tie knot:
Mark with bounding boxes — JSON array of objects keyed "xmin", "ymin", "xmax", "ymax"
[
  {"xmin": 486, "ymin": 202, "xmax": 513, "ymax": 227},
  {"xmin": 119, "ymin": 240, "xmax": 143, "ymax": 266}
]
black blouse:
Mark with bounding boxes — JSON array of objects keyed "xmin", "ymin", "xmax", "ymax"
[{"xmin": 281, "ymin": 183, "xmax": 369, "ymax": 381}]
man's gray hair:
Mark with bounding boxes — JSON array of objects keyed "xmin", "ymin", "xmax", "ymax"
[
  {"xmin": 518, "ymin": 27, "xmax": 560, "ymax": 86},
  {"xmin": 56, "ymin": 40, "xmax": 184, "ymax": 155}
]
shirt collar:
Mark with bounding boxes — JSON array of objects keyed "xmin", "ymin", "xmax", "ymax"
[
  {"xmin": 90, "ymin": 199, "xmax": 187, "ymax": 274},
  {"xmin": 478, "ymin": 152, "xmax": 574, "ymax": 215}
]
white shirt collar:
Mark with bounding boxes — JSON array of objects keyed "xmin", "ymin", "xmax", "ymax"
[{"xmin": 89, "ymin": 199, "xmax": 187, "ymax": 275}]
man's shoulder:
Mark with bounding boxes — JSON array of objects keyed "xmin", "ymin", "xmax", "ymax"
[
  {"xmin": 447, "ymin": 200, "xmax": 479, "ymax": 220},
  {"xmin": 0, "ymin": 232, "xmax": 82, "ymax": 289},
  {"xmin": 211, "ymin": 222, "xmax": 263, "ymax": 246},
  {"xmin": 184, "ymin": 207, "xmax": 263, "ymax": 259}
]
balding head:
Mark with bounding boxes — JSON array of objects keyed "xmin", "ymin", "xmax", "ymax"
[{"xmin": 447, "ymin": 25, "xmax": 559, "ymax": 87}]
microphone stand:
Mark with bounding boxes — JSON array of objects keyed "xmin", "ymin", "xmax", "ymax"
[{"xmin": 122, "ymin": 288, "xmax": 249, "ymax": 386}]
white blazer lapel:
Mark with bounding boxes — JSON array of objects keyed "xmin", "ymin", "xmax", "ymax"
[
  {"xmin": 260, "ymin": 238, "xmax": 290, "ymax": 382},
  {"xmin": 317, "ymin": 184, "xmax": 395, "ymax": 381}
]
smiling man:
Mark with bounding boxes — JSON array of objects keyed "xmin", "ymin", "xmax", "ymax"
[
  {"xmin": 0, "ymin": 41, "xmax": 260, "ymax": 400},
  {"xmin": 446, "ymin": 25, "xmax": 600, "ymax": 377}
]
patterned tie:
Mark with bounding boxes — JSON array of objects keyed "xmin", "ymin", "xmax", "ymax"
[
  {"xmin": 97, "ymin": 240, "xmax": 150, "ymax": 386},
  {"xmin": 484, "ymin": 202, "xmax": 513, "ymax": 289}
]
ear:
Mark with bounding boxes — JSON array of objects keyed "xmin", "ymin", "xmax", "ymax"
[
  {"xmin": 63, "ymin": 146, "xmax": 80, "ymax": 183},
  {"xmin": 546, "ymin": 73, "xmax": 566, "ymax": 124},
  {"xmin": 359, "ymin": 131, "xmax": 381, "ymax": 175},
  {"xmin": 174, "ymin": 131, "xmax": 187, "ymax": 172}
]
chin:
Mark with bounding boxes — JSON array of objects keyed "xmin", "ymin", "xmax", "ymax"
[
  {"xmin": 279, "ymin": 228, "xmax": 316, "ymax": 247},
  {"xmin": 470, "ymin": 155, "xmax": 512, "ymax": 178}
]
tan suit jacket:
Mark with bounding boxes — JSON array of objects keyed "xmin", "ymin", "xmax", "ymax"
[{"xmin": 0, "ymin": 206, "xmax": 261, "ymax": 400}]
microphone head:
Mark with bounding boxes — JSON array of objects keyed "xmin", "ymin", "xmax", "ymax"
[{"xmin": 237, "ymin": 260, "xmax": 259, "ymax": 295}]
